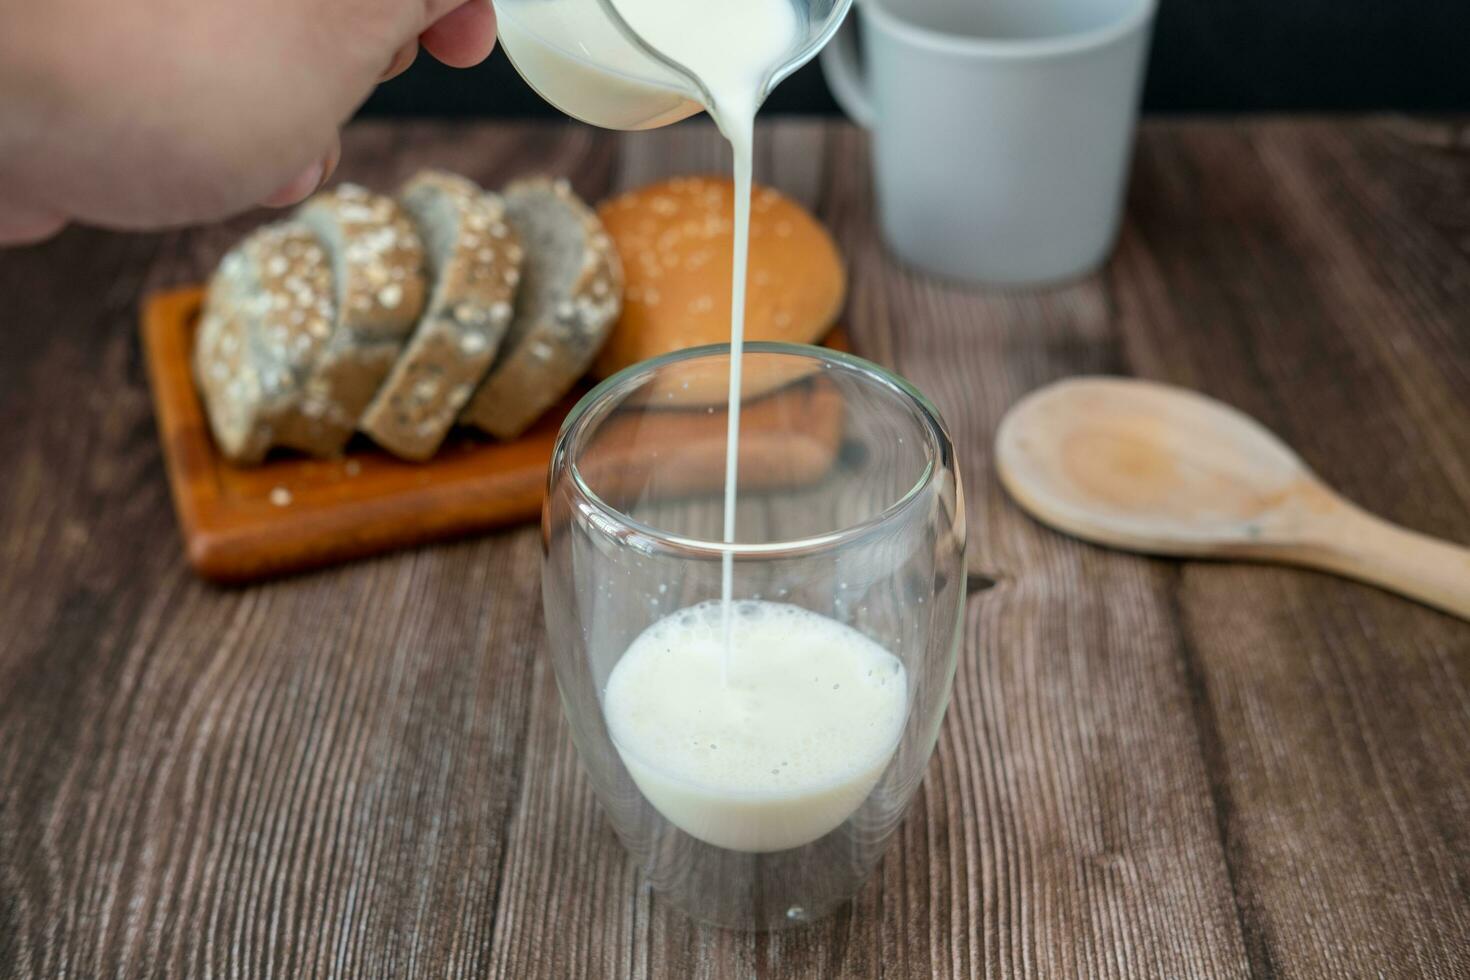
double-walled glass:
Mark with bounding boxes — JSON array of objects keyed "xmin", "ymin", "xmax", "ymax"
[{"xmin": 542, "ymin": 344, "xmax": 966, "ymax": 930}]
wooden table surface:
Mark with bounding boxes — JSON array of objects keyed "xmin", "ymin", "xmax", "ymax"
[{"xmin": 2, "ymin": 118, "xmax": 1468, "ymax": 979}]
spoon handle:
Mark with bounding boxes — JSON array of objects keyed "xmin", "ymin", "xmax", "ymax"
[{"xmin": 1296, "ymin": 501, "xmax": 1470, "ymax": 621}]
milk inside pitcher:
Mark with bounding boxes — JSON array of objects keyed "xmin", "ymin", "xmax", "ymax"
[{"xmin": 493, "ymin": 0, "xmax": 854, "ymax": 131}]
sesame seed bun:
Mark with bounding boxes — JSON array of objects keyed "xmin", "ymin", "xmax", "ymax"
[{"xmin": 592, "ymin": 176, "xmax": 845, "ymax": 381}]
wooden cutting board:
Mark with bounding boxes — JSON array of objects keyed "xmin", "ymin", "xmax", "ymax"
[{"xmin": 141, "ymin": 287, "xmax": 848, "ymax": 583}]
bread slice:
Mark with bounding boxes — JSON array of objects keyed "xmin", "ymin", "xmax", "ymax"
[
  {"xmin": 285, "ymin": 184, "xmax": 428, "ymax": 455},
  {"xmin": 459, "ymin": 178, "xmax": 622, "ymax": 440},
  {"xmin": 193, "ymin": 223, "xmax": 336, "ymax": 463},
  {"xmin": 359, "ymin": 171, "xmax": 524, "ymax": 461},
  {"xmin": 193, "ymin": 304, "xmax": 277, "ymax": 464},
  {"xmin": 297, "ymin": 183, "xmax": 427, "ymax": 338}
]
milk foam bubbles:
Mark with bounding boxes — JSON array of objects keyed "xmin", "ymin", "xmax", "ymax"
[{"xmin": 604, "ymin": 601, "xmax": 909, "ymax": 852}]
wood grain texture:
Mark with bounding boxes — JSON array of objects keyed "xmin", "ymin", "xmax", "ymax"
[{"xmin": 1, "ymin": 118, "xmax": 1468, "ymax": 978}]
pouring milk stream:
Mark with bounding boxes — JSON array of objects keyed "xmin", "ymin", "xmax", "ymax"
[{"xmin": 500, "ymin": 0, "xmax": 908, "ymax": 852}]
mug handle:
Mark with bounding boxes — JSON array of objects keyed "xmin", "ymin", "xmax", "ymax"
[{"xmin": 819, "ymin": 12, "xmax": 875, "ymax": 129}]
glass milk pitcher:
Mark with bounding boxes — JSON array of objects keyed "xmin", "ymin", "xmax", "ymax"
[{"xmin": 493, "ymin": 0, "xmax": 855, "ymax": 130}]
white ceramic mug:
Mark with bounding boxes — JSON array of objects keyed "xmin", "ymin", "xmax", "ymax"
[{"xmin": 821, "ymin": 0, "xmax": 1156, "ymax": 285}]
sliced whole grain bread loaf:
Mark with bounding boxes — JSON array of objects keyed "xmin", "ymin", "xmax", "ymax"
[
  {"xmin": 459, "ymin": 177, "xmax": 622, "ymax": 440},
  {"xmin": 360, "ymin": 171, "xmax": 524, "ymax": 461},
  {"xmin": 283, "ymin": 184, "xmax": 428, "ymax": 455},
  {"xmin": 193, "ymin": 223, "xmax": 336, "ymax": 463}
]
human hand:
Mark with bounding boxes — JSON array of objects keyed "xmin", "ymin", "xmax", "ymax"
[{"xmin": 0, "ymin": 0, "xmax": 498, "ymax": 244}]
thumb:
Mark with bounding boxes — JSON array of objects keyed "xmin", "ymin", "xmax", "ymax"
[{"xmin": 420, "ymin": 0, "xmax": 498, "ymax": 68}]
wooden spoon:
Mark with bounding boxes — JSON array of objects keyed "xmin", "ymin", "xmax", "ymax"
[{"xmin": 995, "ymin": 377, "xmax": 1470, "ymax": 620}]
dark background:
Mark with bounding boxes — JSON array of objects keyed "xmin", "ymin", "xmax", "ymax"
[{"xmin": 362, "ymin": 0, "xmax": 1470, "ymax": 118}]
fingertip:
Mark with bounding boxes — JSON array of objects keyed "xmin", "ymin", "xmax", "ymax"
[
  {"xmin": 0, "ymin": 207, "xmax": 66, "ymax": 246},
  {"xmin": 381, "ymin": 40, "xmax": 420, "ymax": 82},
  {"xmin": 319, "ymin": 134, "xmax": 342, "ymax": 187},
  {"xmin": 421, "ymin": 0, "xmax": 497, "ymax": 69},
  {"xmin": 261, "ymin": 158, "xmax": 326, "ymax": 209}
]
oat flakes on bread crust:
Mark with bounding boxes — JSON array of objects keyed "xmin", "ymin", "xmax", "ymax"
[
  {"xmin": 297, "ymin": 183, "xmax": 427, "ymax": 338},
  {"xmin": 192, "ymin": 222, "xmax": 336, "ymax": 463},
  {"xmin": 360, "ymin": 170, "xmax": 525, "ymax": 461},
  {"xmin": 459, "ymin": 177, "xmax": 622, "ymax": 441},
  {"xmin": 284, "ymin": 183, "xmax": 429, "ymax": 455}
]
